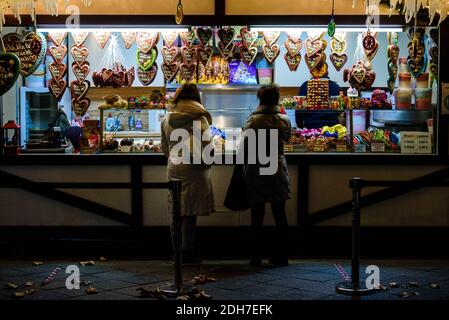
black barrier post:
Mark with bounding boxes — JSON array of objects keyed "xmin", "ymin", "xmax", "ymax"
[{"xmin": 336, "ymin": 177, "xmax": 375, "ymax": 296}]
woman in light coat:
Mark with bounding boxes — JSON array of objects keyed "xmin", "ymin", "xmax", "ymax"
[{"xmin": 161, "ymin": 84, "xmax": 215, "ymax": 263}]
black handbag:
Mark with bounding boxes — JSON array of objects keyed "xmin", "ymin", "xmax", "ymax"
[{"xmin": 224, "ymin": 164, "xmax": 250, "ymax": 211}]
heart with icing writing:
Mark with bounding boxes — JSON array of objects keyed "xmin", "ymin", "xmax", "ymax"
[
  {"xmin": 263, "ymin": 31, "xmax": 280, "ymax": 46},
  {"xmin": 162, "ymin": 32, "xmax": 179, "ymax": 48},
  {"xmin": 305, "ymin": 53, "xmax": 324, "ymax": 71},
  {"xmin": 305, "ymin": 39, "xmax": 324, "ymax": 57},
  {"xmin": 0, "ymin": 52, "xmax": 20, "ymax": 96},
  {"xmin": 364, "ymin": 71, "xmax": 376, "ymax": 89},
  {"xmin": 70, "ymin": 80, "xmax": 90, "ymax": 99},
  {"xmin": 197, "ymin": 28, "xmax": 213, "ymax": 46},
  {"xmin": 181, "ymin": 46, "xmax": 198, "ymax": 64},
  {"xmin": 49, "ymin": 45, "xmax": 67, "ymax": 64},
  {"xmin": 48, "ymin": 78, "xmax": 67, "ymax": 100},
  {"xmin": 138, "ymin": 64, "xmax": 158, "ymax": 86},
  {"xmin": 3, "ymin": 31, "xmax": 47, "ymax": 76},
  {"xmin": 179, "ymin": 63, "xmax": 197, "ymax": 82},
  {"xmin": 71, "ymin": 46, "xmax": 89, "ymax": 65},
  {"xmin": 136, "ymin": 48, "xmax": 158, "ymax": 71},
  {"xmin": 330, "ymin": 53, "xmax": 348, "ymax": 72},
  {"xmin": 137, "ymin": 32, "xmax": 159, "ymax": 53},
  {"xmin": 121, "ymin": 31, "xmax": 137, "ymax": 49},
  {"xmin": 240, "ymin": 46, "xmax": 258, "ymax": 66},
  {"xmin": 262, "ymin": 44, "xmax": 280, "ymax": 64},
  {"xmin": 180, "ymin": 31, "xmax": 196, "ymax": 47},
  {"xmin": 408, "ymin": 41, "xmax": 425, "ymax": 63},
  {"xmin": 48, "ymin": 32, "xmax": 67, "ymax": 47},
  {"xmin": 197, "ymin": 46, "xmax": 213, "ymax": 67},
  {"xmin": 287, "ymin": 32, "xmax": 302, "ymax": 42},
  {"xmin": 240, "ymin": 28, "xmax": 258, "ymax": 48},
  {"xmin": 114, "ymin": 71, "xmax": 126, "ymax": 87},
  {"xmin": 387, "ymin": 58, "xmax": 398, "ymax": 78},
  {"xmin": 285, "ymin": 38, "xmax": 302, "ymax": 57},
  {"xmin": 284, "ymin": 53, "xmax": 302, "ymax": 72},
  {"xmin": 217, "ymin": 28, "xmax": 235, "ymax": 46},
  {"xmin": 330, "ymin": 38, "xmax": 346, "ymax": 54},
  {"xmin": 161, "ymin": 62, "xmax": 179, "ymax": 82},
  {"xmin": 72, "ymin": 98, "xmax": 91, "ymax": 117},
  {"xmin": 126, "ymin": 67, "xmax": 135, "ymax": 87},
  {"xmin": 72, "ymin": 61, "xmax": 90, "ymax": 83},
  {"xmin": 49, "ymin": 62, "xmax": 67, "ymax": 81},
  {"xmin": 218, "ymin": 41, "xmax": 235, "ymax": 61},
  {"xmin": 71, "ymin": 31, "xmax": 89, "ymax": 47},
  {"xmin": 93, "ymin": 31, "xmax": 111, "ymax": 49},
  {"xmin": 352, "ymin": 67, "xmax": 366, "ymax": 84},
  {"xmin": 162, "ymin": 46, "xmax": 179, "ymax": 64}
]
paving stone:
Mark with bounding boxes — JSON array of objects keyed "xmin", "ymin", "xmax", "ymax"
[
  {"xmin": 122, "ymin": 274, "xmax": 172, "ymax": 285},
  {"xmin": 91, "ymin": 270, "xmax": 144, "ymax": 280},
  {"xmin": 239, "ymin": 283, "xmax": 291, "ymax": 298},
  {"xmin": 211, "ymin": 278, "xmax": 259, "ymax": 290},
  {"xmin": 0, "ymin": 268, "xmax": 34, "ymax": 279},
  {"xmin": 277, "ymin": 288, "xmax": 331, "ymax": 300},
  {"xmin": 112, "ymin": 283, "xmax": 170, "ymax": 298},
  {"xmin": 200, "ymin": 286, "xmax": 271, "ymax": 300},
  {"xmin": 94, "ymin": 279, "xmax": 136, "ymax": 290},
  {"xmin": 234, "ymin": 273, "xmax": 284, "ymax": 283},
  {"xmin": 71, "ymin": 291, "xmax": 136, "ymax": 300}
]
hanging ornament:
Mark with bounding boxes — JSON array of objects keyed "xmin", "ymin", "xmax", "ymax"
[
  {"xmin": 0, "ymin": 49, "xmax": 20, "ymax": 96},
  {"xmin": 284, "ymin": 33, "xmax": 302, "ymax": 72},
  {"xmin": 240, "ymin": 28, "xmax": 259, "ymax": 49},
  {"xmin": 176, "ymin": 0, "xmax": 184, "ymax": 25},
  {"xmin": 121, "ymin": 31, "xmax": 137, "ymax": 50},
  {"xmin": 94, "ymin": 31, "xmax": 111, "ymax": 49},
  {"xmin": 330, "ymin": 32, "xmax": 348, "ymax": 72},
  {"xmin": 48, "ymin": 32, "xmax": 67, "ymax": 47},
  {"xmin": 406, "ymin": 27, "xmax": 426, "ymax": 78},
  {"xmin": 328, "ymin": 0, "xmax": 336, "ymax": 37},
  {"xmin": 162, "ymin": 31, "xmax": 179, "ymax": 48},
  {"xmin": 304, "ymin": 33, "xmax": 328, "ymax": 78},
  {"xmin": 71, "ymin": 31, "xmax": 89, "ymax": 47},
  {"xmin": 428, "ymin": 28, "xmax": 438, "ymax": 87},
  {"xmin": 387, "ymin": 32, "xmax": 400, "ymax": 93},
  {"xmin": 197, "ymin": 27, "xmax": 213, "ymax": 47},
  {"xmin": 136, "ymin": 32, "xmax": 159, "ymax": 54}
]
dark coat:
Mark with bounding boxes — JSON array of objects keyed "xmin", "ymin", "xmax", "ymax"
[{"xmin": 242, "ymin": 105, "xmax": 292, "ymax": 205}]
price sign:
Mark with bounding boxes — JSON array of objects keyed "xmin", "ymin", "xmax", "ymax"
[{"xmin": 400, "ymin": 132, "xmax": 432, "ymax": 154}]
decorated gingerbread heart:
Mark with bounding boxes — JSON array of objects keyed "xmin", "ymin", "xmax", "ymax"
[
  {"xmin": 138, "ymin": 64, "xmax": 158, "ymax": 86},
  {"xmin": 181, "ymin": 46, "xmax": 198, "ymax": 64},
  {"xmin": 305, "ymin": 39, "xmax": 324, "ymax": 57},
  {"xmin": 49, "ymin": 45, "xmax": 67, "ymax": 64},
  {"xmin": 48, "ymin": 32, "xmax": 67, "ymax": 47},
  {"xmin": 330, "ymin": 53, "xmax": 348, "ymax": 72},
  {"xmin": 71, "ymin": 31, "xmax": 89, "ymax": 47},
  {"xmin": 262, "ymin": 44, "xmax": 280, "ymax": 64},
  {"xmin": 161, "ymin": 62, "xmax": 179, "ymax": 82},
  {"xmin": 72, "ymin": 98, "xmax": 91, "ymax": 117},
  {"xmin": 240, "ymin": 28, "xmax": 258, "ymax": 48},
  {"xmin": 49, "ymin": 78, "xmax": 67, "ymax": 100},
  {"xmin": 49, "ymin": 62, "xmax": 67, "ymax": 81},
  {"xmin": 136, "ymin": 48, "xmax": 158, "ymax": 71},
  {"xmin": 179, "ymin": 63, "xmax": 197, "ymax": 82},
  {"xmin": 72, "ymin": 62, "xmax": 90, "ymax": 83},
  {"xmin": 305, "ymin": 53, "xmax": 324, "ymax": 71},
  {"xmin": 197, "ymin": 28, "xmax": 213, "ymax": 46},
  {"xmin": 121, "ymin": 31, "xmax": 137, "ymax": 49},
  {"xmin": 284, "ymin": 53, "xmax": 302, "ymax": 72},
  {"xmin": 0, "ymin": 52, "xmax": 20, "ymax": 96},
  {"xmin": 218, "ymin": 41, "xmax": 235, "ymax": 61},
  {"xmin": 137, "ymin": 32, "xmax": 159, "ymax": 53},
  {"xmin": 161, "ymin": 46, "xmax": 179, "ymax": 64},
  {"xmin": 162, "ymin": 32, "xmax": 179, "ymax": 48},
  {"xmin": 240, "ymin": 46, "xmax": 258, "ymax": 66},
  {"xmin": 71, "ymin": 46, "xmax": 89, "ymax": 65},
  {"xmin": 180, "ymin": 31, "xmax": 196, "ymax": 47},
  {"xmin": 93, "ymin": 31, "xmax": 111, "ymax": 49},
  {"xmin": 285, "ymin": 38, "xmax": 302, "ymax": 57},
  {"xmin": 197, "ymin": 46, "xmax": 213, "ymax": 67},
  {"xmin": 70, "ymin": 80, "xmax": 90, "ymax": 99},
  {"xmin": 330, "ymin": 38, "xmax": 347, "ymax": 55},
  {"xmin": 3, "ymin": 31, "xmax": 47, "ymax": 76},
  {"xmin": 263, "ymin": 31, "xmax": 280, "ymax": 46},
  {"xmin": 217, "ymin": 28, "xmax": 235, "ymax": 46}
]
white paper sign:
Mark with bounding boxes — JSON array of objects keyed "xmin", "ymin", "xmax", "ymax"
[{"xmin": 400, "ymin": 132, "xmax": 432, "ymax": 154}]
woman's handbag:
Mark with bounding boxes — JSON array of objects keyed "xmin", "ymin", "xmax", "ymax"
[{"xmin": 224, "ymin": 164, "xmax": 250, "ymax": 211}]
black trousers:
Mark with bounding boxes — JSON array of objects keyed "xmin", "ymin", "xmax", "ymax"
[{"xmin": 250, "ymin": 201, "xmax": 289, "ymax": 259}]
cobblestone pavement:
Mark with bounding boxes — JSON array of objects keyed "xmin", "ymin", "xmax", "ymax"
[{"xmin": 1, "ymin": 259, "xmax": 448, "ymax": 300}]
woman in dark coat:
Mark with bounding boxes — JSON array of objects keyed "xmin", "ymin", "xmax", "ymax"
[{"xmin": 243, "ymin": 84, "xmax": 292, "ymax": 267}]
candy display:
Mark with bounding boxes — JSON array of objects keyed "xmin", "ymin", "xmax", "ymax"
[
  {"xmin": 198, "ymin": 56, "xmax": 229, "ymax": 85},
  {"xmin": 307, "ymin": 79, "xmax": 330, "ymax": 109},
  {"xmin": 229, "ymin": 60, "xmax": 257, "ymax": 85},
  {"xmin": 353, "ymin": 129, "xmax": 400, "ymax": 152}
]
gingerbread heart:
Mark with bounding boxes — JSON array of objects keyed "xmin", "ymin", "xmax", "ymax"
[
  {"xmin": 137, "ymin": 32, "xmax": 159, "ymax": 53},
  {"xmin": 218, "ymin": 41, "xmax": 235, "ymax": 61},
  {"xmin": 263, "ymin": 31, "xmax": 280, "ymax": 46},
  {"xmin": 305, "ymin": 39, "xmax": 323, "ymax": 57},
  {"xmin": 72, "ymin": 61, "xmax": 90, "ymax": 83},
  {"xmin": 197, "ymin": 28, "xmax": 213, "ymax": 46},
  {"xmin": 162, "ymin": 46, "xmax": 179, "ymax": 64},
  {"xmin": 330, "ymin": 38, "xmax": 347, "ymax": 54},
  {"xmin": 181, "ymin": 46, "xmax": 198, "ymax": 64},
  {"xmin": 330, "ymin": 53, "xmax": 348, "ymax": 72},
  {"xmin": 0, "ymin": 52, "xmax": 20, "ymax": 96},
  {"xmin": 126, "ymin": 67, "xmax": 135, "ymax": 87},
  {"xmin": 48, "ymin": 32, "xmax": 67, "ymax": 47},
  {"xmin": 388, "ymin": 45, "xmax": 400, "ymax": 62},
  {"xmin": 49, "ymin": 45, "xmax": 67, "ymax": 64},
  {"xmin": 241, "ymin": 28, "xmax": 258, "ymax": 48},
  {"xmin": 138, "ymin": 64, "xmax": 158, "ymax": 86},
  {"xmin": 197, "ymin": 46, "xmax": 213, "ymax": 67},
  {"xmin": 364, "ymin": 71, "xmax": 376, "ymax": 88},
  {"xmin": 262, "ymin": 44, "xmax": 280, "ymax": 64},
  {"xmin": 93, "ymin": 31, "xmax": 111, "ymax": 49},
  {"xmin": 70, "ymin": 80, "xmax": 90, "ymax": 99},
  {"xmin": 114, "ymin": 71, "xmax": 126, "ymax": 87},
  {"xmin": 286, "ymin": 32, "xmax": 302, "ymax": 42},
  {"xmin": 387, "ymin": 58, "xmax": 398, "ymax": 78},
  {"xmin": 353, "ymin": 68, "xmax": 366, "ymax": 84},
  {"xmin": 136, "ymin": 48, "xmax": 158, "ymax": 71},
  {"xmin": 72, "ymin": 98, "xmax": 91, "ymax": 117},
  {"xmin": 162, "ymin": 32, "xmax": 179, "ymax": 48},
  {"xmin": 305, "ymin": 53, "xmax": 323, "ymax": 71},
  {"xmin": 284, "ymin": 53, "xmax": 302, "ymax": 72},
  {"xmin": 71, "ymin": 31, "xmax": 89, "ymax": 47},
  {"xmin": 48, "ymin": 78, "xmax": 67, "ymax": 100},
  {"xmin": 285, "ymin": 38, "xmax": 302, "ymax": 57},
  {"xmin": 240, "ymin": 46, "xmax": 258, "ymax": 66},
  {"xmin": 3, "ymin": 31, "xmax": 47, "ymax": 76},
  {"xmin": 161, "ymin": 62, "xmax": 179, "ymax": 82},
  {"xmin": 363, "ymin": 32, "xmax": 379, "ymax": 60},
  {"xmin": 180, "ymin": 31, "xmax": 196, "ymax": 47},
  {"xmin": 179, "ymin": 63, "xmax": 197, "ymax": 82},
  {"xmin": 218, "ymin": 28, "xmax": 235, "ymax": 45},
  {"xmin": 122, "ymin": 31, "xmax": 137, "ymax": 49},
  {"xmin": 49, "ymin": 62, "xmax": 67, "ymax": 81},
  {"xmin": 71, "ymin": 46, "xmax": 89, "ymax": 65}
]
